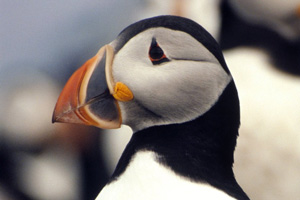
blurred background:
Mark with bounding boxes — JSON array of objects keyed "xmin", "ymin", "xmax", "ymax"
[{"xmin": 1, "ymin": 0, "xmax": 299, "ymax": 199}]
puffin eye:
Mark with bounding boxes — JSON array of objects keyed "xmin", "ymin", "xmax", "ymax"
[{"xmin": 149, "ymin": 38, "xmax": 169, "ymax": 65}]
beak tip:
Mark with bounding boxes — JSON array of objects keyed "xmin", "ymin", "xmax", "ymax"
[
  {"xmin": 51, "ymin": 103, "xmax": 62, "ymax": 124},
  {"xmin": 52, "ymin": 105, "xmax": 57, "ymax": 123},
  {"xmin": 52, "ymin": 113, "xmax": 57, "ymax": 124}
]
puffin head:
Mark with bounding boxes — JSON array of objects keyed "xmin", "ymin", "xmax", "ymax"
[{"xmin": 53, "ymin": 15, "xmax": 235, "ymax": 132}]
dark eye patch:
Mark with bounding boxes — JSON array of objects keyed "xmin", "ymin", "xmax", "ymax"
[{"xmin": 149, "ymin": 38, "xmax": 169, "ymax": 65}]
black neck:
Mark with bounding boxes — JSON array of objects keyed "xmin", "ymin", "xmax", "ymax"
[{"xmin": 111, "ymin": 81, "xmax": 249, "ymax": 199}]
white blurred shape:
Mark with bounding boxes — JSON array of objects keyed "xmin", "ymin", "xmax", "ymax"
[
  {"xmin": 17, "ymin": 146, "xmax": 81, "ymax": 200},
  {"xmin": 0, "ymin": 72, "xmax": 59, "ymax": 147},
  {"xmin": 225, "ymin": 47, "xmax": 300, "ymax": 200},
  {"xmin": 229, "ymin": 0, "xmax": 300, "ymax": 40}
]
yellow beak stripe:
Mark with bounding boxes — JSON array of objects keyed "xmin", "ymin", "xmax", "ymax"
[{"xmin": 113, "ymin": 82, "xmax": 134, "ymax": 102}]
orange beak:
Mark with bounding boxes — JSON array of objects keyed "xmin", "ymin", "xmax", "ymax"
[{"xmin": 52, "ymin": 45, "xmax": 122, "ymax": 129}]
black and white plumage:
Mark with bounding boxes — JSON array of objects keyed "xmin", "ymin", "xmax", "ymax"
[
  {"xmin": 53, "ymin": 16, "xmax": 249, "ymax": 200},
  {"xmin": 220, "ymin": 0, "xmax": 300, "ymax": 75}
]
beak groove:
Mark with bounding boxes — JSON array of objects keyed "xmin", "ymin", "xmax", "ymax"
[{"xmin": 52, "ymin": 45, "xmax": 122, "ymax": 129}]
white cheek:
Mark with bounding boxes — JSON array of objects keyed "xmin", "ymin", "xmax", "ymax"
[
  {"xmin": 111, "ymin": 28, "xmax": 231, "ymax": 131},
  {"xmin": 138, "ymin": 61, "xmax": 231, "ymax": 120},
  {"xmin": 115, "ymin": 60, "xmax": 231, "ymax": 131},
  {"xmin": 112, "ymin": 37, "xmax": 152, "ymax": 84}
]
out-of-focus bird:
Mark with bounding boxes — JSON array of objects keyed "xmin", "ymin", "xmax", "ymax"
[{"xmin": 220, "ymin": 0, "xmax": 300, "ymax": 75}]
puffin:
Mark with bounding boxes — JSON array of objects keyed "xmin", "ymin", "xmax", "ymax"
[
  {"xmin": 52, "ymin": 15, "xmax": 249, "ymax": 200},
  {"xmin": 220, "ymin": 0, "xmax": 300, "ymax": 75}
]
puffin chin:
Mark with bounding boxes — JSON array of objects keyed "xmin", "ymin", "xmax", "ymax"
[{"xmin": 52, "ymin": 45, "xmax": 133, "ymax": 129}]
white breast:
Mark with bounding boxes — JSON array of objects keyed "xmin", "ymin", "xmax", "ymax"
[{"xmin": 96, "ymin": 151, "xmax": 236, "ymax": 200}]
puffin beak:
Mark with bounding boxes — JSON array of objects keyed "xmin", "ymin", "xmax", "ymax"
[{"xmin": 52, "ymin": 45, "xmax": 133, "ymax": 129}]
